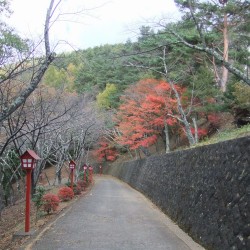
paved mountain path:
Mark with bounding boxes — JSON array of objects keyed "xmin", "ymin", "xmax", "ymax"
[{"xmin": 24, "ymin": 176, "xmax": 205, "ymax": 250}]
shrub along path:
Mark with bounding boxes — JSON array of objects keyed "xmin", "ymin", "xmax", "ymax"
[{"xmin": 21, "ymin": 175, "xmax": 204, "ymax": 250}]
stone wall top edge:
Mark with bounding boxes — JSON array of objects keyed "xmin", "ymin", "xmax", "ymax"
[{"xmin": 121, "ymin": 135, "xmax": 250, "ymax": 165}]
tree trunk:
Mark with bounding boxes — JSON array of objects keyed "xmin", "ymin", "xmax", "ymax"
[
  {"xmin": 221, "ymin": 13, "xmax": 229, "ymax": 92},
  {"xmin": 0, "ymin": 0, "xmax": 56, "ymax": 123},
  {"xmin": 192, "ymin": 117, "xmax": 198, "ymax": 144},
  {"xmin": 169, "ymin": 81, "xmax": 196, "ymax": 146},
  {"xmin": 44, "ymin": 172, "xmax": 51, "ymax": 185},
  {"xmin": 164, "ymin": 120, "xmax": 170, "ymax": 153},
  {"xmin": 57, "ymin": 169, "xmax": 62, "ymax": 185},
  {"xmin": 139, "ymin": 146, "xmax": 151, "ymax": 157},
  {"xmin": 162, "ymin": 46, "xmax": 196, "ymax": 146},
  {"xmin": 0, "ymin": 170, "xmax": 4, "ymax": 216}
]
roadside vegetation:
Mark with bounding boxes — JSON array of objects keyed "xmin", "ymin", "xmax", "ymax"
[{"xmin": 197, "ymin": 124, "xmax": 250, "ymax": 146}]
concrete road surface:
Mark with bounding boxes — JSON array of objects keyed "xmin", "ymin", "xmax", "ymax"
[{"xmin": 24, "ymin": 176, "xmax": 205, "ymax": 250}]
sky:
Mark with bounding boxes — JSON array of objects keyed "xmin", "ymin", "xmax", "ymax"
[{"xmin": 8, "ymin": 0, "xmax": 180, "ymax": 53}]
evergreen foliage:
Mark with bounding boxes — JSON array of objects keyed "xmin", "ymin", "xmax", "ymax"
[{"xmin": 32, "ymin": 186, "xmax": 46, "ymax": 219}]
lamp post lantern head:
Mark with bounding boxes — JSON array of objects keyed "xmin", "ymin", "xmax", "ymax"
[
  {"xmin": 21, "ymin": 150, "xmax": 40, "ymax": 170},
  {"xmin": 69, "ymin": 160, "xmax": 76, "ymax": 170}
]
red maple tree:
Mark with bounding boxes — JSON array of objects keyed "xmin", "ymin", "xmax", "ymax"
[
  {"xmin": 92, "ymin": 138, "xmax": 118, "ymax": 162},
  {"xmin": 114, "ymin": 79, "xmax": 183, "ymax": 150},
  {"xmin": 94, "ymin": 78, "xmax": 218, "ymax": 159}
]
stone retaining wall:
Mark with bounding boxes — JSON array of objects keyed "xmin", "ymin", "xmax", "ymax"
[{"xmin": 105, "ymin": 136, "xmax": 250, "ymax": 250}]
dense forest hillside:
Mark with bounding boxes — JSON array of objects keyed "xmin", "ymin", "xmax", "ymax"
[
  {"xmin": 42, "ymin": 7, "xmax": 250, "ymax": 161},
  {"xmin": 0, "ymin": 0, "xmax": 249, "ymax": 211}
]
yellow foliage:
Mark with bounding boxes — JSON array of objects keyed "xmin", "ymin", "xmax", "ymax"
[
  {"xmin": 97, "ymin": 83, "xmax": 118, "ymax": 109},
  {"xmin": 233, "ymin": 82, "xmax": 250, "ymax": 109}
]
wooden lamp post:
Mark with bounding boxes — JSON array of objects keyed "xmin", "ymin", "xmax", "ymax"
[
  {"xmin": 20, "ymin": 150, "xmax": 40, "ymax": 233},
  {"xmin": 69, "ymin": 160, "xmax": 76, "ymax": 190}
]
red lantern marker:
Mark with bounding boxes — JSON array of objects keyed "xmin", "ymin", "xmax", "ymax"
[
  {"xmin": 20, "ymin": 150, "xmax": 40, "ymax": 233},
  {"xmin": 69, "ymin": 160, "xmax": 76, "ymax": 190}
]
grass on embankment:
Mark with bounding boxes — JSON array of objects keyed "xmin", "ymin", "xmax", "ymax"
[{"xmin": 197, "ymin": 124, "xmax": 250, "ymax": 147}]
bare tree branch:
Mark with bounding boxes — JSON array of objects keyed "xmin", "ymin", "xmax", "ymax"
[{"xmin": 0, "ymin": 0, "xmax": 58, "ymax": 123}]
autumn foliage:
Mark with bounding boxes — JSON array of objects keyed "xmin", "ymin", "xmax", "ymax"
[
  {"xmin": 94, "ymin": 78, "xmax": 219, "ymax": 159},
  {"xmin": 113, "ymin": 79, "xmax": 182, "ymax": 150},
  {"xmin": 42, "ymin": 193, "xmax": 60, "ymax": 214},
  {"xmin": 58, "ymin": 186, "xmax": 74, "ymax": 201},
  {"xmin": 92, "ymin": 139, "xmax": 118, "ymax": 163}
]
